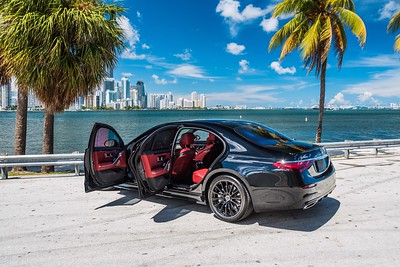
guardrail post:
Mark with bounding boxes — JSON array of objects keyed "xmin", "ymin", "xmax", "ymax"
[
  {"xmin": 373, "ymin": 139, "xmax": 380, "ymax": 156},
  {"xmin": 344, "ymin": 140, "xmax": 352, "ymax": 159},
  {"xmin": 1, "ymin": 167, "xmax": 8, "ymax": 179},
  {"xmin": 73, "ymin": 151, "xmax": 80, "ymax": 176},
  {"xmin": 0, "ymin": 153, "xmax": 8, "ymax": 179}
]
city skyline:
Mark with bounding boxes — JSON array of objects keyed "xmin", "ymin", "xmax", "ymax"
[
  {"xmin": 112, "ymin": 0, "xmax": 400, "ymax": 108},
  {"xmin": 0, "ymin": 76, "xmax": 208, "ymax": 110}
]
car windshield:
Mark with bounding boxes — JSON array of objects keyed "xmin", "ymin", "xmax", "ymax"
[{"xmin": 234, "ymin": 123, "xmax": 292, "ymax": 146}]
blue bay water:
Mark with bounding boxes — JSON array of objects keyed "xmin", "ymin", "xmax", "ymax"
[{"xmin": 0, "ymin": 109, "xmax": 399, "ymax": 155}]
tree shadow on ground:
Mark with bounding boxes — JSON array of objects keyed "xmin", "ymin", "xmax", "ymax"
[{"xmin": 94, "ymin": 186, "xmax": 340, "ymax": 231}]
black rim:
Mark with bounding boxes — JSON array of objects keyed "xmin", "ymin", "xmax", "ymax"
[{"xmin": 211, "ymin": 179, "xmax": 242, "ymax": 218}]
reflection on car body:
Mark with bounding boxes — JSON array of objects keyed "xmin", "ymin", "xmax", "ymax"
[{"xmin": 84, "ymin": 119, "xmax": 336, "ymax": 222}]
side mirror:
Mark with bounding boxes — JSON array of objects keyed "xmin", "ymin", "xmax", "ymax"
[{"xmin": 104, "ymin": 139, "xmax": 119, "ymax": 147}]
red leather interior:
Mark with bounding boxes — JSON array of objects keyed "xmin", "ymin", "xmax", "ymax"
[
  {"xmin": 141, "ymin": 153, "xmax": 170, "ymax": 178},
  {"xmin": 93, "ymin": 150, "xmax": 127, "ymax": 172},
  {"xmin": 180, "ymin": 133, "xmax": 194, "ymax": 148},
  {"xmin": 194, "ymin": 133, "xmax": 221, "ymax": 167},
  {"xmin": 192, "ymin": 168, "xmax": 208, "ymax": 183},
  {"xmin": 172, "ymin": 133, "xmax": 196, "ymax": 181}
]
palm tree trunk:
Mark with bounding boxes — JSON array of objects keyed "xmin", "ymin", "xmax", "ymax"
[
  {"xmin": 13, "ymin": 88, "xmax": 28, "ymax": 171},
  {"xmin": 41, "ymin": 108, "xmax": 54, "ymax": 173},
  {"xmin": 315, "ymin": 60, "xmax": 327, "ymax": 143}
]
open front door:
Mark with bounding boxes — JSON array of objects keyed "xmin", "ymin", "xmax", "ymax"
[{"xmin": 84, "ymin": 123, "xmax": 127, "ymax": 192}]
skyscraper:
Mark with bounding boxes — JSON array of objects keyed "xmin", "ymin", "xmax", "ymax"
[
  {"xmin": 121, "ymin": 77, "xmax": 130, "ymax": 100},
  {"xmin": 136, "ymin": 81, "xmax": 147, "ymax": 109},
  {"xmin": 1, "ymin": 83, "xmax": 11, "ymax": 109}
]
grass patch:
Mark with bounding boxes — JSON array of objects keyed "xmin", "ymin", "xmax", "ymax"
[{"xmin": 8, "ymin": 170, "xmax": 75, "ymax": 176}]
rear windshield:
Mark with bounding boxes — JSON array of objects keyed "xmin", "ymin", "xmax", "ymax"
[{"xmin": 234, "ymin": 123, "xmax": 292, "ymax": 146}]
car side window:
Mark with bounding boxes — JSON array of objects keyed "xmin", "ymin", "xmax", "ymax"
[
  {"xmin": 94, "ymin": 127, "xmax": 121, "ymax": 148},
  {"xmin": 141, "ymin": 126, "xmax": 178, "ymax": 152},
  {"xmin": 151, "ymin": 128, "xmax": 176, "ymax": 151}
]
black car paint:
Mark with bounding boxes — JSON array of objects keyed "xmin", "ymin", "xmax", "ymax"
[{"xmin": 85, "ymin": 119, "xmax": 336, "ymax": 216}]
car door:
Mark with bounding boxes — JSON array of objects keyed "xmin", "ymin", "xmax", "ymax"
[
  {"xmin": 84, "ymin": 123, "xmax": 128, "ymax": 192},
  {"xmin": 133, "ymin": 125, "xmax": 178, "ymax": 196}
]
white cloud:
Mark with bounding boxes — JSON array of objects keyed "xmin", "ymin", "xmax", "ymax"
[
  {"xmin": 260, "ymin": 17, "xmax": 279, "ymax": 33},
  {"xmin": 174, "ymin": 49, "xmax": 192, "ymax": 61},
  {"xmin": 151, "ymin": 74, "xmax": 177, "ymax": 85},
  {"xmin": 122, "ymin": 72, "xmax": 134, "ymax": 77},
  {"xmin": 328, "ymin": 92, "xmax": 351, "ymax": 105},
  {"xmin": 238, "ymin": 59, "xmax": 250, "ymax": 73},
  {"xmin": 117, "ymin": 16, "xmax": 145, "ymax": 60},
  {"xmin": 142, "ymin": 43, "xmax": 150, "ymax": 50},
  {"xmin": 168, "ymin": 64, "xmax": 212, "ymax": 79},
  {"xmin": 344, "ymin": 68, "xmax": 400, "ymax": 98},
  {"xmin": 378, "ymin": 1, "xmax": 400, "ymax": 20},
  {"xmin": 270, "ymin": 61, "xmax": 296, "ymax": 75},
  {"xmin": 346, "ymin": 54, "xmax": 400, "ymax": 68},
  {"xmin": 216, "ymin": 0, "xmax": 274, "ymax": 36},
  {"xmin": 152, "ymin": 74, "xmax": 167, "ymax": 85},
  {"xmin": 207, "ymin": 85, "xmax": 282, "ymax": 105},
  {"xmin": 358, "ymin": 92, "xmax": 374, "ymax": 102},
  {"xmin": 226, "ymin": 42, "xmax": 246, "ymax": 55}
]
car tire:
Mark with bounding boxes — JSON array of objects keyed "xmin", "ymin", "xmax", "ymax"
[{"xmin": 207, "ymin": 175, "xmax": 253, "ymax": 222}]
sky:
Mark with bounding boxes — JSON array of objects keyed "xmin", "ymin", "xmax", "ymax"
[{"xmin": 113, "ymin": 0, "xmax": 400, "ymax": 108}]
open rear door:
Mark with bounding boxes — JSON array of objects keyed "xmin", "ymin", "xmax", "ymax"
[{"xmin": 84, "ymin": 123, "xmax": 128, "ymax": 192}]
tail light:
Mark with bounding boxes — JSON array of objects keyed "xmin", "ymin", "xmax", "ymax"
[{"xmin": 273, "ymin": 160, "xmax": 314, "ymax": 172}]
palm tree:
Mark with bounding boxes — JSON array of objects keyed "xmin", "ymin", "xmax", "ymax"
[
  {"xmin": 269, "ymin": 0, "xmax": 366, "ymax": 143},
  {"xmin": 1, "ymin": 0, "xmax": 125, "ymax": 172},
  {"xmin": 388, "ymin": 10, "xmax": 400, "ymax": 51},
  {"xmin": 1, "ymin": 5, "xmax": 28, "ymax": 167}
]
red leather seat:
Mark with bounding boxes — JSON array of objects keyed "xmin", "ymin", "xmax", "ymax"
[
  {"xmin": 194, "ymin": 133, "xmax": 220, "ymax": 167},
  {"xmin": 171, "ymin": 133, "xmax": 195, "ymax": 182}
]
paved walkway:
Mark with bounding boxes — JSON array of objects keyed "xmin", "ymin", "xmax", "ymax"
[{"xmin": 1, "ymin": 154, "xmax": 400, "ymax": 266}]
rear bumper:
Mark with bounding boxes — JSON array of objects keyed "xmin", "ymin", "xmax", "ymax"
[{"xmin": 251, "ymin": 171, "xmax": 336, "ymax": 213}]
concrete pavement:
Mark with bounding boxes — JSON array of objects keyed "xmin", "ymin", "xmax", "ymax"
[{"xmin": 1, "ymin": 154, "xmax": 400, "ymax": 266}]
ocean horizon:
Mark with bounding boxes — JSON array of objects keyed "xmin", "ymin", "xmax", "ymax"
[{"xmin": 1, "ymin": 109, "xmax": 399, "ymax": 155}]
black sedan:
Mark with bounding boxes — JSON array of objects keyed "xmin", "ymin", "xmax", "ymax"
[{"xmin": 84, "ymin": 120, "xmax": 336, "ymax": 222}]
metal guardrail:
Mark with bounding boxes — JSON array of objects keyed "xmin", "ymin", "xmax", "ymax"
[
  {"xmin": 0, "ymin": 152, "xmax": 84, "ymax": 179},
  {"xmin": 1, "ymin": 139, "xmax": 399, "ymax": 179},
  {"xmin": 318, "ymin": 139, "xmax": 400, "ymax": 159}
]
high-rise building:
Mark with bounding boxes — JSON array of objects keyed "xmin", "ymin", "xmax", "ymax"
[
  {"xmin": 1, "ymin": 83, "xmax": 11, "ymax": 109},
  {"xmin": 130, "ymin": 88, "xmax": 138, "ymax": 107},
  {"xmin": 103, "ymin": 78, "xmax": 115, "ymax": 92},
  {"xmin": 200, "ymin": 94, "xmax": 206, "ymax": 108},
  {"xmin": 136, "ymin": 81, "xmax": 147, "ymax": 109},
  {"xmin": 191, "ymin": 91, "xmax": 198, "ymax": 102},
  {"xmin": 121, "ymin": 77, "xmax": 130, "ymax": 100}
]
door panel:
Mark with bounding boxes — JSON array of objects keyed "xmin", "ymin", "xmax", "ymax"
[
  {"xmin": 140, "ymin": 151, "xmax": 170, "ymax": 178},
  {"xmin": 84, "ymin": 123, "xmax": 127, "ymax": 193},
  {"xmin": 93, "ymin": 150, "xmax": 127, "ymax": 172}
]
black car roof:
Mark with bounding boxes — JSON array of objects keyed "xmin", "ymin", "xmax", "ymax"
[{"xmin": 165, "ymin": 119, "xmax": 253, "ymax": 129}]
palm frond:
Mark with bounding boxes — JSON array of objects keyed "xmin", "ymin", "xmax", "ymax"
[
  {"xmin": 269, "ymin": 15, "xmax": 306, "ymax": 52},
  {"xmin": 331, "ymin": 15, "xmax": 347, "ymax": 68},
  {"xmin": 328, "ymin": 0, "xmax": 355, "ymax": 11},
  {"xmin": 388, "ymin": 10, "xmax": 400, "ymax": 33},
  {"xmin": 0, "ymin": 0, "xmax": 126, "ymax": 111},
  {"xmin": 337, "ymin": 7, "xmax": 366, "ymax": 47},
  {"xmin": 394, "ymin": 34, "xmax": 400, "ymax": 52},
  {"xmin": 300, "ymin": 15, "xmax": 322, "ymax": 59},
  {"xmin": 272, "ymin": 0, "xmax": 300, "ymax": 17}
]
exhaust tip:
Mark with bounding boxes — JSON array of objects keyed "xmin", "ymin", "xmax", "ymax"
[{"xmin": 303, "ymin": 199, "xmax": 318, "ymax": 209}]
